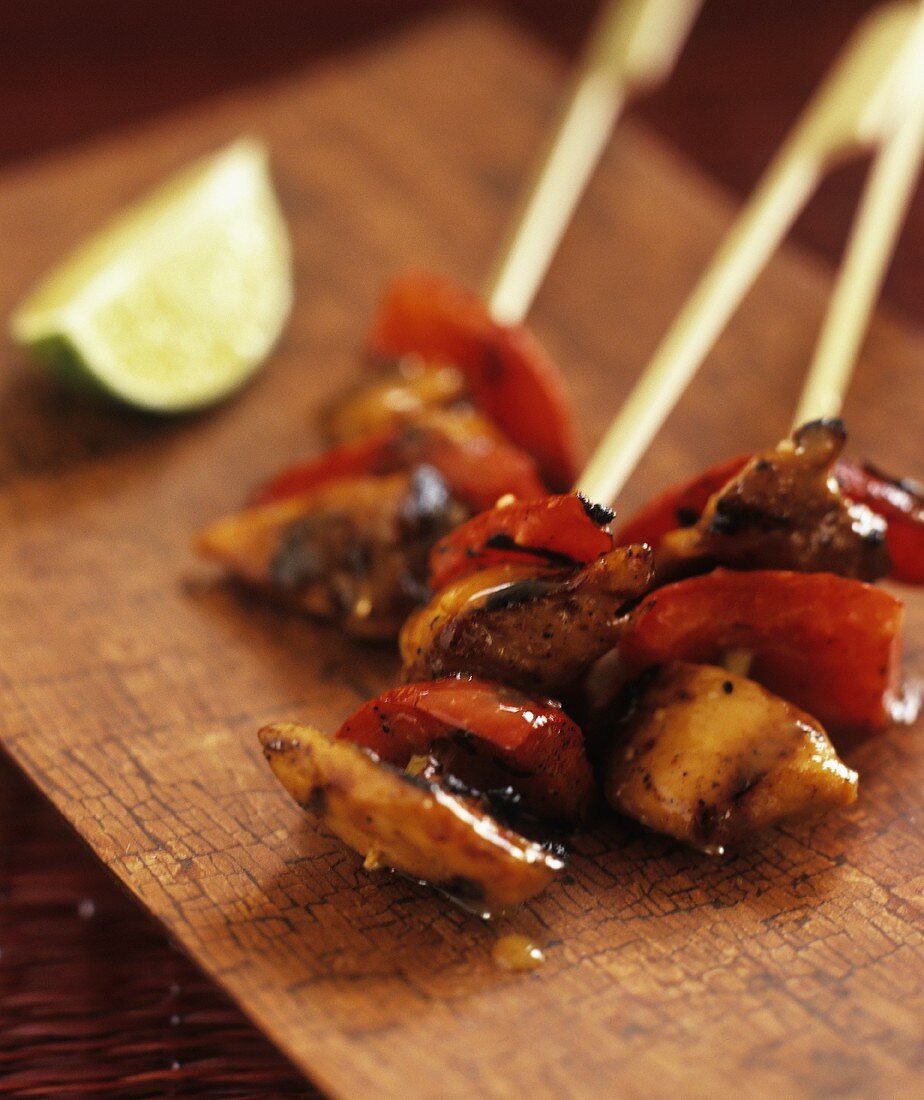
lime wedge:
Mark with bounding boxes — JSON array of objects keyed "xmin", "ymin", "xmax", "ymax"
[{"xmin": 10, "ymin": 139, "xmax": 293, "ymax": 411}]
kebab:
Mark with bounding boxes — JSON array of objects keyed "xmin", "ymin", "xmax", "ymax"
[
  {"xmin": 260, "ymin": 447, "xmax": 909, "ymax": 912},
  {"xmin": 258, "ymin": 2, "xmax": 924, "ymax": 913},
  {"xmin": 197, "ymin": 1, "xmax": 701, "ymax": 639}
]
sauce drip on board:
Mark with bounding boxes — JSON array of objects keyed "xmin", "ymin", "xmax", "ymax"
[{"xmin": 492, "ymin": 934, "xmax": 545, "ymax": 972}]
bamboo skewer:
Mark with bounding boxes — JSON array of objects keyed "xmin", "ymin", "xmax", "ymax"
[
  {"xmin": 482, "ymin": 0, "xmax": 702, "ymax": 326},
  {"xmin": 792, "ymin": 81, "xmax": 924, "ymax": 425},
  {"xmin": 577, "ymin": 1, "xmax": 924, "ymax": 505}
]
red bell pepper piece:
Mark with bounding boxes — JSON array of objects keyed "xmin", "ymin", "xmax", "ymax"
[
  {"xmin": 428, "ymin": 493, "xmax": 615, "ymax": 591},
  {"xmin": 616, "ymin": 453, "xmax": 924, "ymax": 585},
  {"xmin": 833, "ymin": 463, "xmax": 924, "ymax": 585},
  {"xmin": 368, "ymin": 271, "xmax": 582, "ymax": 491},
  {"xmin": 619, "ymin": 569, "xmax": 905, "ymax": 733},
  {"xmin": 412, "ymin": 424, "xmax": 546, "ymax": 512},
  {"xmin": 336, "ymin": 677, "xmax": 595, "ymax": 823},
  {"xmin": 614, "ymin": 454, "xmax": 750, "ymax": 549},
  {"xmin": 249, "ymin": 423, "xmax": 546, "ymax": 513},
  {"xmin": 249, "ymin": 432, "xmax": 395, "ymax": 507}
]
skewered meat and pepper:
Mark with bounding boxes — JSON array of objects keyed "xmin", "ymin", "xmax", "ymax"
[
  {"xmin": 244, "ymin": 378, "xmax": 915, "ymax": 911},
  {"xmin": 259, "ymin": 723, "xmax": 565, "ymax": 915},
  {"xmin": 616, "ymin": 569, "xmax": 904, "ymax": 732},
  {"xmin": 369, "ymin": 271, "xmax": 582, "ymax": 490},
  {"xmin": 257, "ymin": 532, "xmax": 904, "ymax": 907},
  {"xmin": 335, "ymin": 677, "xmax": 595, "ymax": 824},
  {"xmin": 198, "ymin": 273, "xmax": 585, "ymax": 637},
  {"xmin": 402, "ymin": 492, "xmax": 651, "ymax": 693},
  {"xmin": 603, "ymin": 662, "xmax": 858, "ymax": 853},
  {"xmin": 199, "ymin": 411, "xmax": 547, "ymax": 638},
  {"xmin": 617, "ymin": 420, "xmax": 924, "ymax": 585},
  {"xmin": 401, "ymin": 545, "xmax": 653, "ymax": 695},
  {"xmin": 653, "ymin": 420, "xmax": 889, "ymax": 582}
]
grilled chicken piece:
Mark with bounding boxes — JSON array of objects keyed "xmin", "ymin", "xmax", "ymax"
[
  {"xmin": 259, "ymin": 722, "xmax": 564, "ymax": 914},
  {"xmin": 324, "ymin": 358, "xmax": 468, "ymax": 445},
  {"xmin": 603, "ymin": 662, "xmax": 858, "ymax": 852},
  {"xmin": 658, "ymin": 419, "xmax": 889, "ymax": 582},
  {"xmin": 198, "ymin": 468, "xmax": 466, "ymax": 639},
  {"xmin": 400, "ymin": 545, "xmax": 653, "ymax": 695}
]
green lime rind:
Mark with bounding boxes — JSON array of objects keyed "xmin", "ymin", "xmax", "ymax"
[
  {"xmin": 25, "ymin": 333, "xmax": 112, "ymax": 398},
  {"xmin": 10, "ymin": 139, "xmax": 293, "ymax": 413}
]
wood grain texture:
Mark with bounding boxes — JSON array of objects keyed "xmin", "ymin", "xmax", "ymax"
[{"xmin": 0, "ymin": 11, "xmax": 921, "ymax": 1098}]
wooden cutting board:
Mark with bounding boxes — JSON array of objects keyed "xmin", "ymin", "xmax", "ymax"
[{"xmin": 0, "ymin": 10, "xmax": 921, "ymax": 1098}]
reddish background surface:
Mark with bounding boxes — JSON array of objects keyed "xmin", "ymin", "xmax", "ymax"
[
  {"xmin": 1, "ymin": 2, "xmax": 921, "ymax": 1095},
  {"xmin": 2, "ymin": 0, "xmax": 919, "ymax": 321}
]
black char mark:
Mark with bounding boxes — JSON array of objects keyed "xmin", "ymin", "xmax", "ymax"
[
  {"xmin": 484, "ymin": 532, "xmax": 581, "ymax": 570},
  {"xmin": 483, "ymin": 577, "xmax": 558, "ymax": 612},
  {"xmin": 708, "ymin": 496, "xmax": 795, "ymax": 537},
  {"xmin": 577, "ymin": 492, "xmax": 616, "ymax": 527}
]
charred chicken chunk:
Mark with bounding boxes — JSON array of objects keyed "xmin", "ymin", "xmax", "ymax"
[
  {"xmin": 401, "ymin": 545, "xmax": 653, "ymax": 695},
  {"xmin": 603, "ymin": 662, "xmax": 858, "ymax": 852},
  {"xmin": 198, "ymin": 468, "xmax": 466, "ymax": 639},
  {"xmin": 259, "ymin": 722, "xmax": 564, "ymax": 914},
  {"xmin": 658, "ymin": 419, "xmax": 889, "ymax": 582}
]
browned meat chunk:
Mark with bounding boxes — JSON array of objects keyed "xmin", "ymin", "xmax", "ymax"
[
  {"xmin": 658, "ymin": 419, "xmax": 889, "ymax": 582},
  {"xmin": 603, "ymin": 662, "xmax": 858, "ymax": 852},
  {"xmin": 400, "ymin": 545, "xmax": 653, "ymax": 694},
  {"xmin": 197, "ymin": 467, "xmax": 467, "ymax": 639},
  {"xmin": 259, "ymin": 722, "xmax": 564, "ymax": 915}
]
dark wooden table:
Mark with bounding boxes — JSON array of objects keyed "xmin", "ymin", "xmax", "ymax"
[{"xmin": 1, "ymin": 2, "xmax": 921, "ymax": 1095}]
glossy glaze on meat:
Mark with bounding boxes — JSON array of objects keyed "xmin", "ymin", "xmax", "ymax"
[
  {"xmin": 324, "ymin": 357, "xmax": 469, "ymax": 445},
  {"xmin": 401, "ymin": 544, "xmax": 653, "ymax": 694},
  {"xmin": 198, "ymin": 468, "xmax": 467, "ymax": 638},
  {"xmin": 603, "ymin": 662, "xmax": 858, "ymax": 852},
  {"xmin": 200, "ymin": 350, "xmax": 551, "ymax": 638},
  {"xmin": 259, "ymin": 722, "xmax": 565, "ymax": 915},
  {"xmin": 658, "ymin": 419, "xmax": 890, "ymax": 582}
]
